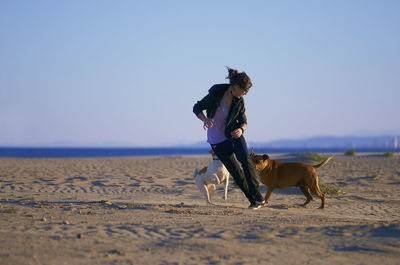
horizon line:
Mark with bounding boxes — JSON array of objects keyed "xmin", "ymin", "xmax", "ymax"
[{"xmin": 0, "ymin": 133, "xmax": 399, "ymax": 149}]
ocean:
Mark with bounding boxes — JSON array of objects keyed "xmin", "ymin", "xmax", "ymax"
[
  {"xmin": 0, "ymin": 147, "xmax": 212, "ymax": 158},
  {"xmin": 0, "ymin": 147, "xmax": 394, "ymax": 158}
]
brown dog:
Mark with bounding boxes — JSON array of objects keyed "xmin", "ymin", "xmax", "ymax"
[{"xmin": 250, "ymin": 149, "xmax": 333, "ymax": 209}]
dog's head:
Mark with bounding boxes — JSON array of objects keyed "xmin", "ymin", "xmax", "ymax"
[
  {"xmin": 250, "ymin": 148, "xmax": 270, "ymax": 172},
  {"xmin": 209, "ymin": 150, "xmax": 219, "ymax": 160}
]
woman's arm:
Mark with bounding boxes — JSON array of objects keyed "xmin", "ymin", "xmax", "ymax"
[
  {"xmin": 194, "ymin": 93, "xmax": 215, "ymax": 130},
  {"xmin": 197, "ymin": 112, "xmax": 214, "ymax": 130},
  {"xmin": 193, "ymin": 93, "xmax": 213, "ymax": 117},
  {"xmin": 231, "ymin": 123, "xmax": 247, "ymax": 138},
  {"xmin": 231, "ymin": 101, "xmax": 248, "ymax": 138}
]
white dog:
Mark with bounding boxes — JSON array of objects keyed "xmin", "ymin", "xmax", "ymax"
[{"xmin": 193, "ymin": 150, "xmax": 230, "ymax": 205}]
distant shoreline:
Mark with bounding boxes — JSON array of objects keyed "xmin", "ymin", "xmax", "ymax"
[{"xmin": 0, "ymin": 146, "xmax": 398, "ymax": 158}]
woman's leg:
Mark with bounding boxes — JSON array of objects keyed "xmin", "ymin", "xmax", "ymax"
[
  {"xmin": 232, "ymin": 136, "xmax": 264, "ymax": 203},
  {"xmin": 210, "ymin": 141, "xmax": 255, "ymax": 204}
]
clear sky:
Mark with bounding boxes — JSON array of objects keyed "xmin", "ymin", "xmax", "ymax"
[{"xmin": 1, "ymin": 0, "xmax": 399, "ymax": 147}]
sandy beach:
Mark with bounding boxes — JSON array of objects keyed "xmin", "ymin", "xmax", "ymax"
[{"xmin": 0, "ymin": 153, "xmax": 399, "ymax": 264}]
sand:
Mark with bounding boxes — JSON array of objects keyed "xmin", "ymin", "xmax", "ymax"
[{"xmin": 0, "ymin": 153, "xmax": 399, "ymax": 265}]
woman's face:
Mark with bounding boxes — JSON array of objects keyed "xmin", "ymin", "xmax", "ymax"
[{"xmin": 231, "ymin": 84, "xmax": 248, "ymax": 98}]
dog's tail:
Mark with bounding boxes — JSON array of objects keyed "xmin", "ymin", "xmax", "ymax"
[
  {"xmin": 193, "ymin": 168, "xmax": 199, "ymax": 178},
  {"xmin": 313, "ymin": 156, "xmax": 334, "ymax": 169}
]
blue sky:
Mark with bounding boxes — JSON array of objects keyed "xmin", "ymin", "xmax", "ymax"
[{"xmin": 1, "ymin": 0, "xmax": 399, "ymax": 147}]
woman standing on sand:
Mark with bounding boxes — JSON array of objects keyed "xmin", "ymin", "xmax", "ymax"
[{"xmin": 193, "ymin": 67, "xmax": 265, "ymax": 209}]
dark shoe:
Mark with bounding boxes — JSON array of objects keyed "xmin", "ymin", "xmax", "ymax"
[{"xmin": 248, "ymin": 203, "xmax": 262, "ymax": 210}]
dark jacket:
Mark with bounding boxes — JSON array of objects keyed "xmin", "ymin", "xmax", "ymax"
[{"xmin": 193, "ymin": 84, "xmax": 247, "ymax": 139}]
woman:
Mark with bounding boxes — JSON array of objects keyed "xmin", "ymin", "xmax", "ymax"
[{"xmin": 193, "ymin": 67, "xmax": 265, "ymax": 209}]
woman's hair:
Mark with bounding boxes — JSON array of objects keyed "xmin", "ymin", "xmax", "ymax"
[{"xmin": 226, "ymin": 67, "xmax": 252, "ymax": 91}]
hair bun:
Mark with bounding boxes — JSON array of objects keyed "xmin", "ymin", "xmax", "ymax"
[
  {"xmin": 224, "ymin": 66, "xmax": 252, "ymax": 91},
  {"xmin": 226, "ymin": 66, "xmax": 239, "ymax": 79}
]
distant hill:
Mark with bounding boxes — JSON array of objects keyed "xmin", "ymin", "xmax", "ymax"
[
  {"xmin": 248, "ymin": 135, "xmax": 399, "ymax": 150},
  {"xmin": 183, "ymin": 135, "xmax": 399, "ymax": 151}
]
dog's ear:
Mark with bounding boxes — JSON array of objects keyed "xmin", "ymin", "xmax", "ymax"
[
  {"xmin": 250, "ymin": 148, "xmax": 255, "ymax": 156},
  {"xmin": 263, "ymin": 154, "xmax": 269, "ymax": 160}
]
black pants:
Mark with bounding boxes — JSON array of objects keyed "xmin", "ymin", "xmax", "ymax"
[{"xmin": 210, "ymin": 136, "xmax": 263, "ymax": 204}]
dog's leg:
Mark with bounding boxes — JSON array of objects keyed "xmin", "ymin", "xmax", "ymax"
[
  {"xmin": 310, "ymin": 175, "xmax": 325, "ymax": 209},
  {"xmin": 298, "ymin": 185, "xmax": 313, "ymax": 207},
  {"xmin": 264, "ymin": 187, "xmax": 274, "ymax": 205},
  {"xmin": 223, "ymin": 177, "xmax": 229, "ymax": 200},
  {"xmin": 196, "ymin": 175, "xmax": 213, "ymax": 205},
  {"xmin": 210, "ymin": 174, "xmax": 220, "ymax": 185},
  {"xmin": 205, "ymin": 183, "xmax": 216, "ymax": 205}
]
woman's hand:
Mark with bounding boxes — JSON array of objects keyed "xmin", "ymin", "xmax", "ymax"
[
  {"xmin": 203, "ymin": 119, "xmax": 214, "ymax": 130},
  {"xmin": 231, "ymin": 128, "xmax": 243, "ymax": 139}
]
